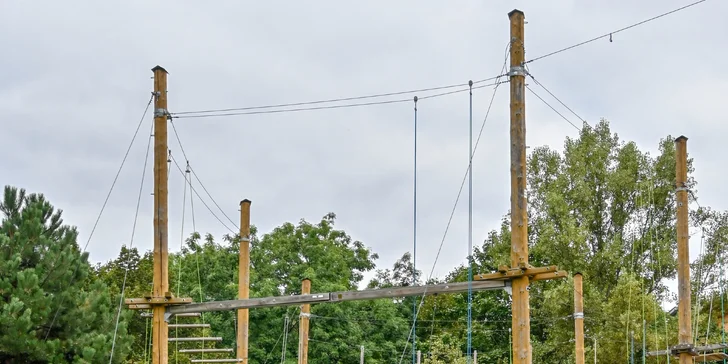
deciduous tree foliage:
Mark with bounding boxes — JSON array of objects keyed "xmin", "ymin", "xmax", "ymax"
[
  {"xmin": 0, "ymin": 186, "xmax": 132, "ymax": 363},
  {"xmin": 7, "ymin": 118, "xmax": 728, "ymax": 363}
]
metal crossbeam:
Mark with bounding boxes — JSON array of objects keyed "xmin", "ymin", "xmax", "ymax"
[
  {"xmin": 179, "ymin": 349, "xmax": 234, "ymax": 354},
  {"xmin": 168, "ymin": 337, "xmax": 222, "ymax": 342},
  {"xmin": 168, "ymin": 324, "xmax": 211, "ymax": 329},
  {"xmin": 190, "ymin": 360, "xmax": 243, "ymax": 363}
]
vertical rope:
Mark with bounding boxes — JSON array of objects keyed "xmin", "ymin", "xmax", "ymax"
[
  {"xmin": 412, "ymin": 95, "xmax": 418, "ymax": 364},
  {"xmin": 467, "ymin": 80, "xmax": 474, "ymax": 364}
]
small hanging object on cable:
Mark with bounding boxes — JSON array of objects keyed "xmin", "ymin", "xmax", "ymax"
[
  {"xmin": 609, "ymin": 33, "xmax": 613, "ymax": 42},
  {"xmin": 185, "ymin": 161, "xmax": 191, "ymax": 175}
]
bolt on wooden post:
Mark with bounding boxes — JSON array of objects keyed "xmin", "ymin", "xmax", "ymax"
[
  {"xmin": 507, "ymin": 8, "xmax": 530, "ymax": 363},
  {"xmin": 237, "ymin": 199, "xmax": 252, "ymax": 363}
]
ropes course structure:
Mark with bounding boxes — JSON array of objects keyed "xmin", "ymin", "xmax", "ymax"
[{"xmin": 59, "ymin": 3, "xmax": 720, "ymax": 364}]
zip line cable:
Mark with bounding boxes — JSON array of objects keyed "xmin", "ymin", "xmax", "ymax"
[
  {"xmin": 109, "ymin": 119, "xmax": 154, "ymax": 363},
  {"xmin": 397, "ymin": 39, "xmax": 511, "ymax": 364},
  {"xmin": 170, "ymin": 119, "xmax": 240, "ymax": 230},
  {"xmin": 44, "ymin": 95, "xmax": 154, "ymax": 340},
  {"xmin": 524, "ymin": 0, "xmax": 709, "ymax": 64},
  {"xmin": 171, "ymin": 76, "xmax": 506, "ymax": 116}
]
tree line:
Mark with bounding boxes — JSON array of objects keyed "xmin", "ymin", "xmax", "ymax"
[{"xmin": 2, "ymin": 119, "xmax": 727, "ymax": 363}]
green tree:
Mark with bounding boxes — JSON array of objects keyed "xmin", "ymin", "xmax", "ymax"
[{"xmin": 0, "ymin": 185, "xmax": 132, "ymax": 363}]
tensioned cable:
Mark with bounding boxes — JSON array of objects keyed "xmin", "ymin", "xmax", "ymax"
[
  {"xmin": 172, "ymin": 81, "xmax": 505, "ymax": 120},
  {"xmin": 109, "ymin": 118, "xmax": 154, "ymax": 363},
  {"xmin": 524, "ymin": 0, "xmax": 709, "ymax": 64},
  {"xmin": 44, "ymin": 95, "xmax": 154, "ymax": 340},
  {"xmin": 173, "ymin": 162, "xmax": 190, "ymax": 363},
  {"xmin": 171, "ymin": 76, "xmax": 505, "ymax": 116},
  {"xmin": 526, "ymin": 85, "xmax": 581, "ymax": 131},
  {"xmin": 397, "ymin": 39, "xmax": 511, "ymax": 364},
  {"xmin": 169, "ymin": 153, "xmax": 237, "ymax": 234},
  {"xmin": 527, "ymin": 73, "xmax": 588, "ymax": 126},
  {"xmin": 170, "ymin": 119, "xmax": 239, "ymax": 230}
]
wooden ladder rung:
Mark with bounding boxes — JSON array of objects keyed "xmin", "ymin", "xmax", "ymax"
[
  {"xmin": 168, "ymin": 337, "xmax": 222, "ymax": 342},
  {"xmin": 169, "ymin": 324, "xmax": 211, "ymax": 329},
  {"xmin": 190, "ymin": 360, "xmax": 242, "ymax": 363},
  {"xmin": 179, "ymin": 349, "xmax": 234, "ymax": 354}
]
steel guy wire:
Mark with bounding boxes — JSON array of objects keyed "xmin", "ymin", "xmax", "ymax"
[
  {"xmin": 527, "ymin": 73, "xmax": 587, "ymax": 126},
  {"xmin": 526, "ymin": 85, "xmax": 582, "ymax": 131},
  {"xmin": 44, "ymin": 94, "xmax": 154, "ymax": 340},
  {"xmin": 170, "ymin": 119, "xmax": 239, "ymax": 230},
  {"xmin": 169, "ymin": 152, "xmax": 237, "ymax": 234},
  {"xmin": 109, "ymin": 117, "xmax": 154, "ymax": 363}
]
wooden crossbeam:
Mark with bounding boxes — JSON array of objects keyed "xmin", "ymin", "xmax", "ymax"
[
  {"xmin": 167, "ymin": 279, "xmax": 507, "ymax": 315},
  {"xmin": 125, "ymin": 296, "xmax": 193, "ymax": 310},
  {"xmin": 646, "ymin": 343, "xmax": 727, "ymax": 358},
  {"xmin": 474, "ymin": 265, "xmax": 567, "ymax": 282}
]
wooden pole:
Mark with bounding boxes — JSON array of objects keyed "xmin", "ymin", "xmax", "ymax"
[
  {"xmin": 151, "ymin": 65, "xmax": 169, "ymax": 364},
  {"xmin": 360, "ymin": 345, "xmax": 364, "ymax": 364},
  {"xmin": 574, "ymin": 273, "xmax": 585, "ymax": 364},
  {"xmin": 416, "ymin": 350, "xmax": 421, "ymax": 364},
  {"xmin": 237, "ymin": 199, "xmax": 252, "ymax": 363},
  {"xmin": 473, "ymin": 350, "xmax": 478, "ymax": 364},
  {"xmin": 675, "ymin": 135, "xmax": 692, "ymax": 364},
  {"xmin": 298, "ymin": 278, "xmax": 311, "ymax": 364},
  {"xmin": 507, "ymin": 9, "xmax": 530, "ymax": 364}
]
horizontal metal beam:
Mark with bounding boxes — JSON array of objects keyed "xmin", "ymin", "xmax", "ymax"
[
  {"xmin": 190, "ymin": 360, "xmax": 242, "ymax": 363},
  {"xmin": 168, "ymin": 279, "xmax": 506, "ymax": 315},
  {"xmin": 142, "ymin": 312, "xmax": 201, "ymax": 318}
]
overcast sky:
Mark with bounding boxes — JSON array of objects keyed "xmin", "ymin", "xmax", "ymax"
[{"xmin": 2, "ymin": 0, "xmax": 726, "ymax": 298}]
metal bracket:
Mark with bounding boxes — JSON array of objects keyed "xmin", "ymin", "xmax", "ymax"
[
  {"xmin": 299, "ymin": 312, "xmax": 311, "ymax": 318},
  {"xmin": 164, "ymin": 312, "xmax": 173, "ymax": 322},
  {"xmin": 504, "ymin": 280, "xmax": 513, "ymax": 296},
  {"xmin": 509, "ymin": 66, "xmax": 527, "ymax": 77},
  {"xmin": 675, "ymin": 186, "xmax": 689, "ymax": 192},
  {"xmin": 574, "ymin": 312, "xmax": 584, "ymax": 319},
  {"xmin": 155, "ymin": 108, "xmax": 169, "ymax": 118}
]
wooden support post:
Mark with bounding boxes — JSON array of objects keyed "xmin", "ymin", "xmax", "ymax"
[
  {"xmin": 298, "ymin": 279, "xmax": 311, "ymax": 364},
  {"xmin": 473, "ymin": 350, "xmax": 478, "ymax": 364},
  {"xmin": 675, "ymin": 135, "xmax": 692, "ymax": 364},
  {"xmin": 151, "ymin": 65, "xmax": 170, "ymax": 364},
  {"xmin": 416, "ymin": 350, "xmax": 421, "ymax": 364},
  {"xmin": 360, "ymin": 345, "xmax": 364, "ymax": 364},
  {"xmin": 237, "ymin": 199, "xmax": 252, "ymax": 363},
  {"xmin": 507, "ymin": 9, "xmax": 530, "ymax": 364},
  {"xmin": 574, "ymin": 273, "xmax": 585, "ymax": 364}
]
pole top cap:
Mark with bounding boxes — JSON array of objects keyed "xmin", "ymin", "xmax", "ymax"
[
  {"xmin": 675, "ymin": 135, "xmax": 688, "ymax": 142},
  {"xmin": 574, "ymin": 271, "xmax": 583, "ymax": 277},
  {"xmin": 240, "ymin": 199, "xmax": 252, "ymax": 205},
  {"xmin": 508, "ymin": 9, "xmax": 524, "ymax": 18},
  {"xmin": 302, "ymin": 277, "xmax": 311, "ymax": 282},
  {"xmin": 151, "ymin": 65, "xmax": 168, "ymax": 74}
]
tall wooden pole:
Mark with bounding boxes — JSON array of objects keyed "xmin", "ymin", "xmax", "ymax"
[
  {"xmin": 574, "ymin": 273, "xmax": 585, "ymax": 364},
  {"xmin": 508, "ymin": 9, "xmax": 531, "ymax": 364},
  {"xmin": 298, "ymin": 278, "xmax": 311, "ymax": 364},
  {"xmin": 151, "ymin": 65, "xmax": 170, "ymax": 364},
  {"xmin": 675, "ymin": 135, "xmax": 692, "ymax": 364},
  {"xmin": 237, "ymin": 199, "xmax": 252, "ymax": 363}
]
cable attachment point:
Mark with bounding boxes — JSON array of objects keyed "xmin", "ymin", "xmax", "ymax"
[
  {"xmin": 185, "ymin": 161, "xmax": 191, "ymax": 174},
  {"xmin": 155, "ymin": 108, "xmax": 169, "ymax": 118},
  {"xmin": 509, "ymin": 66, "xmax": 527, "ymax": 77},
  {"xmin": 167, "ymin": 149, "xmax": 171, "ymax": 163},
  {"xmin": 468, "ymin": 80, "xmax": 473, "ymax": 88}
]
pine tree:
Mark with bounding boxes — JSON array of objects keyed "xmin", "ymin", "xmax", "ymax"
[{"xmin": 0, "ymin": 185, "xmax": 132, "ymax": 363}]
